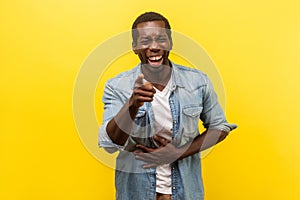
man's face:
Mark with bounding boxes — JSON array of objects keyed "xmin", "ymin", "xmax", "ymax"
[{"xmin": 132, "ymin": 21, "xmax": 172, "ymax": 70}]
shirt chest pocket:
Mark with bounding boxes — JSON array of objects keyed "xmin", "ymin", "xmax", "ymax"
[
  {"xmin": 133, "ymin": 108, "xmax": 148, "ymax": 127},
  {"xmin": 132, "ymin": 108, "xmax": 150, "ymax": 137},
  {"xmin": 182, "ymin": 105, "xmax": 203, "ymax": 136}
]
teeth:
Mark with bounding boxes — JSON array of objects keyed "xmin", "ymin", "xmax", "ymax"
[{"xmin": 148, "ymin": 56, "xmax": 162, "ymax": 61}]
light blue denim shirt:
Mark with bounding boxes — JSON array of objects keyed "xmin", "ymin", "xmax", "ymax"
[{"xmin": 99, "ymin": 61, "xmax": 237, "ymax": 200}]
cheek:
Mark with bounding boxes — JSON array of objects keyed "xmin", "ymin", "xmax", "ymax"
[
  {"xmin": 139, "ymin": 51, "xmax": 147, "ymax": 57},
  {"xmin": 137, "ymin": 52, "xmax": 147, "ymax": 62}
]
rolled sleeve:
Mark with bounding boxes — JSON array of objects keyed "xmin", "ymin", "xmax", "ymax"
[
  {"xmin": 201, "ymin": 75, "xmax": 237, "ymax": 133},
  {"xmin": 98, "ymin": 121, "xmax": 124, "ymax": 153},
  {"xmin": 98, "ymin": 81, "xmax": 126, "ymax": 153},
  {"xmin": 209, "ymin": 122, "xmax": 238, "ymax": 133}
]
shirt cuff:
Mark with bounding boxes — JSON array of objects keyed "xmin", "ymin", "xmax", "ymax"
[
  {"xmin": 98, "ymin": 121, "xmax": 125, "ymax": 153},
  {"xmin": 209, "ymin": 123, "xmax": 237, "ymax": 133}
]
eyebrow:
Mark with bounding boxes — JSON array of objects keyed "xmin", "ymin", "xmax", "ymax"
[
  {"xmin": 140, "ymin": 36, "xmax": 150, "ymax": 39},
  {"xmin": 139, "ymin": 34, "xmax": 167, "ymax": 39}
]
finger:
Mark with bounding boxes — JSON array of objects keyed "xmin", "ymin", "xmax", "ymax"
[
  {"xmin": 142, "ymin": 163, "xmax": 157, "ymax": 169},
  {"xmin": 135, "ymin": 154, "xmax": 152, "ymax": 162},
  {"xmin": 133, "ymin": 148, "xmax": 143, "ymax": 153},
  {"xmin": 134, "ymin": 152, "xmax": 157, "ymax": 160},
  {"xmin": 141, "ymin": 82, "xmax": 156, "ymax": 93},
  {"xmin": 135, "ymin": 152, "xmax": 157, "ymax": 162},
  {"xmin": 136, "ymin": 97, "xmax": 153, "ymax": 104},
  {"xmin": 154, "ymin": 135, "xmax": 170, "ymax": 146},
  {"xmin": 134, "ymin": 89, "xmax": 155, "ymax": 98},
  {"xmin": 136, "ymin": 144, "xmax": 154, "ymax": 153}
]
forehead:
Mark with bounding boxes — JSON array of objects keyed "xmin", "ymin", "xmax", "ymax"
[{"xmin": 136, "ymin": 21, "xmax": 168, "ymax": 37}]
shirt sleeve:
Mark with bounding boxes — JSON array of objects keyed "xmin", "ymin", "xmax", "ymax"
[
  {"xmin": 200, "ymin": 75, "xmax": 237, "ymax": 133},
  {"xmin": 98, "ymin": 82, "xmax": 125, "ymax": 153}
]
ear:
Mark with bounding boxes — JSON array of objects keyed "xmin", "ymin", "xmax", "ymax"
[{"xmin": 132, "ymin": 41, "xmax": 138, "ymax": 54}]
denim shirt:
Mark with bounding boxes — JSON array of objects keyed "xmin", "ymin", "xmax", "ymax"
[{"xmin": 99, "ymin": 62, "xmax": 237, "ymax": 200}]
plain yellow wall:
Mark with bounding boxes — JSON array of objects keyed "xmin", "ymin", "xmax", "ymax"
[{"xmin": 1, "ymin": 0, "xmax": 300, "ymax": 199}]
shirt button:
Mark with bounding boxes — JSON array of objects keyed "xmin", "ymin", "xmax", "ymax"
[
  {"xmin": 173, "ymin": 186, "xmax": 176, "ymax": 190},
  {"xmin": 151, "ymin": 183, "xmax": 155, "ymax": 187},
  {"xmin": 173, "ymin": 120, "xmax": 177, "ymax": 124}
]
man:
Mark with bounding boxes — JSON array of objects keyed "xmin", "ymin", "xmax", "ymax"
[{"xmin": 99, "ymin": 12, "xmax": 236, "ymax": 200}]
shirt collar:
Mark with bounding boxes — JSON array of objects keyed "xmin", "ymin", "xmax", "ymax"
[{"xmin": 131, "ymin": 60, "xmax": 185, "ymax": 90}]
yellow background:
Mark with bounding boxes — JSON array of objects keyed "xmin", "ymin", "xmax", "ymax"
[{"xmin": 1, "ymin": 0, "xmax": 300, "ymax": 199}]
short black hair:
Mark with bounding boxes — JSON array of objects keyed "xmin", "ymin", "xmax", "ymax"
[{"xmin": 131, "ymin": 12, "xmax": 172, "ymax": 43}]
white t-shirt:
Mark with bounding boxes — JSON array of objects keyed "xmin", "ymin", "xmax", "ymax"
[{"xmin": 148, "ymin": 77, "xmax": 173, "ymax": 194}]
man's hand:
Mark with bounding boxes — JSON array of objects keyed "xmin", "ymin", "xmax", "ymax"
[
  {"xmin": 134, "ymin": 135, "xmax": 183, "ymax": 168},
  {"xmin": 106, "ymin": 74, "xmax": 156, "ymax": 146},
  {"xmin": 129, "ymin": 74, "xmax": 156, "ymax": 108}
]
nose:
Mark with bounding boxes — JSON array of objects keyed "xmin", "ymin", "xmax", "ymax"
[{"xmin": 149, "ymin": 40, "xmax": 159, "ymax": 51}]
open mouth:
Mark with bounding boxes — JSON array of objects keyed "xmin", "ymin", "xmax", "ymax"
[{"xmin": 147, "ymin": 55, "xmax": 163, "ymax": 66}]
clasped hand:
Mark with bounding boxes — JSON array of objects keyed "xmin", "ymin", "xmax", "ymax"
[{"xmin": 134, "ymin": 135, "xmax": 182, "ymax": 168}]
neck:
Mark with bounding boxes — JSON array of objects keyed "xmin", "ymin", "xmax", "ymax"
[{"xmin": 141, "ymin": 62, "xmax": 172, "ymax": 90}]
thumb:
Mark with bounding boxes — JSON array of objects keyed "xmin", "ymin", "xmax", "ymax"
[
  {"xmin": 135, "ymin": 74, "xmax": 144, "ymax": 87},
  {"xmin": 153, "ymin": 135, "xmax": 170, "ymax": 146}
]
